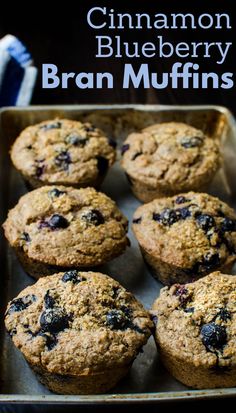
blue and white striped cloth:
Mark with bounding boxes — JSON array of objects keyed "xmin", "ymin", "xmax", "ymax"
[{"xmin": 0, "ymin": 34, "xmax": 37, "ymax": 106}]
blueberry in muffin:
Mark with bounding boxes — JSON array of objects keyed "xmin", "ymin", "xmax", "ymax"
[
  {"xmin": 121, "ymin": 122, "xmax": 221, "ymax": 202},
  {"xmin": 3, "ymin": 186, "xmax": 129, "ymax": 278},
  {"xmin": 5, "ymin": 271, "xmax": 153, "ymax": 394},
  {"xmin": 152, "ymin": 272, "xmax": 236, "ymax": 388},
  {"xmin": 133, "ymin": 192, "xmax": 236, "ymax": 285},
  {"xmin": 11, "ymin": 119, "xmax": 116, "ymax": 189}
]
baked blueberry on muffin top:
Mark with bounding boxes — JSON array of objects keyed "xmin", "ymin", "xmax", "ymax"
[
  {"xmin": 3, "ymin": 186, "xmax": 129, "ymax": 278},
  {"xmin": 152, "ymin": 272, "xmax": 236, "ymax": 388},
  {"xmin": 11, "ymin": 119, "xmax": 116, "ymax": 189},
  {"xmin": 121, "ymin": 122, "xmax": 221, "ymax": 202},
  {"xmin": 5, "ymin": 271, "xmax": 153, "ymax": 394},
  {"xmin": 133, "ymin": 192, "xmax": 236, "ymax": 285}
]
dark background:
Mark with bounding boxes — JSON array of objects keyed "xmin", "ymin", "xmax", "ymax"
[
  {"xmin": 0, "ymin": 0, "xmax": 235, "ymax": 112},
  {"xmin": 0, "ymin": 0, "xmax": 236, "ymax": 411}
]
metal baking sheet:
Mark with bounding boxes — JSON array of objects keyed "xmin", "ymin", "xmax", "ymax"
[{"xmin": 1, "ymin": 104, "xmax": 236, "ymax": 405}]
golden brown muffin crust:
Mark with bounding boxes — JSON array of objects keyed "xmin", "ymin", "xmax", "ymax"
[
  {"xmin": 5, "ymin": 271, "xmax": 153, "ymax": 375},
  {"xmin": 11, "ymin": 119, "xmax": 116, "ymax": 187},
  {"xmin": 152, "ymin": 272, "xmax": 236, "ymax": 368},
  {"xmin": 133, "ymin": 192, "xmax": 236, "ymax": 278},
  {"xmin": 121, "ymin": 122, "xmax": 221, "ymax": 194},
  {"xmin": 3, "ymin": 186, "xmax": 129, "ymax": 267}
]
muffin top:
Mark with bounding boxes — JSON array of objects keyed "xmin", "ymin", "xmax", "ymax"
[
  {"xmin": 5, "ymin": 271, "xmax": 153, "ymax": 375},
  {"xmin": 121, "ymin": 122, "xmax": 221, "ymax": 190},
  {"xmin": 152, "ymin": 272, "xmax": 236, "ymax": 368},
  {"xmin": 133, "ymin": 192, "xmax": 236, "ymax": 277},
  {"xmin": 11, "ymin": 119, "xmax": 116, "ymax": 186},
  {"xmin": 3, "ymin": 186, "xmax": 129, "ymax": 267}
]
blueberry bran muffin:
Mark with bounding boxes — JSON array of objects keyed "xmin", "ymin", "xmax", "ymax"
[
  {"xmin": 132, "ymin": 192, "xmax": 236, "ymax": 285},
  {"xmin": 11, "ymin": 119, "xmax": 116, "ymax": 189},
  {"xmin": 3, "ymin": 186, "xmax": 129, "ymax": 278},
  {"xmin": 152, "ymin": 272, "xmax": 236, "ymax": 389},
  {"xmin": 121, "ymin": 122, "xmax": 221, "ymax": 202},
  {"xmin": 5, "ymin": 271, "xmax": 153, "ymax": 394}
]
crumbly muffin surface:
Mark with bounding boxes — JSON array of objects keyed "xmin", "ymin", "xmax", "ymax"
[
  {"xmin": 5, "ymin": 271, "xmax": 153, "ymax": 375},
  {"xmin": 152, "ymin": 272, "xmax": 236, "ymax": 368},
  {"xmin": 3, "ymin": 186, "xmax": 129, "ymax": 267},
  {"xmin": 121, "ymin": 122, "xmax": 221, "ymax": 190},
  {"xmin": 133, "ymin": 192, "xmax": 236, "ymax": 276},
  {"xmin": 11, "ymin": 119, "xmax": 116, "ymax": 186}
]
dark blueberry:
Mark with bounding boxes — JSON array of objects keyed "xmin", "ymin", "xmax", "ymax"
[
  {"xmin": 9, "ymin": 328, "xmax": 17, "ymax": 337},
  {"xmin": 196, "ymin": 214, "xmax": 215, "ymax": 232},
  {"xmin": 132, "ymin": 324, "xmax": 146, "ymax": 334},
  {"xmin": 150, "ymin": 314, "xmax": 158, "ymax": 326},
  {"xmin": 26, "ymin": 145, "xmax": 32, "ymax": 150},
  {"xmin": 217, "ymin": 308, "xmax": 231, "ymax": 322},
  {"xmin": 176, "ymin": 207, "xmax": 191, "ymax": 220},
  {"xmin": 48, "ymin": 214, "xmax": 69, "ymax": 230},
  {"xmin": 48, "ymin": 188, "xmax": 66, "ymax": 198},
  {"xmin": 38, "ymin": 331, "xmax": 58, "ymax": 350},
  {"xmin": 27, "ymin": 328, "xmax": 39, "ymax": 338},
  {"xmin": 81, "ymin": 209, "xmax": 105, "ymax": 226},
  {"xmin": 152, "ymin": 213, "xmax": 161, "ymax": 222},
  {"xmin": 184, "ymin": 307, "xmax": 195, "ymax": 313},
  {"xmin": 180, "ymin": 136, "xmax": 203, "ymax": 148},
  {"xmin": 133, "ymin": 217, "xmax": 142, "ymax": 224},
  {"xmin": 106, "ymin": 309, "xmax": 129, "ymax": 330},
  {"xmin": 202, "ymin": 252, "xmax": 220, "ymax": 270},
  {"xmin": 160, "ymin": 208, "xmax": 178, "ymax": 226},
  {"xmin": 40, "ymin": 308, "xmax": 70, "ymax": 334},
  {"xmin": 44, "ymin": 291, "xmax": 56, "ymax": 309},
  {"xmin": 112, "ymin": 286, "xmax": 120, "ymax": 298},
  {"xmin": 40, "ymin": 121, "xmax": 62, "ymax": 131},
  {"xmin": 20, "ymin": 232, "xmax": 31, "ymax": 243},
  {"xmin": 121, "ymin": 144, "xmax": 130, "ymax": 155},
  {"xmin": 66, "ymin": 134, "xmax": 88, "ymax": 146},
  {"xmin": 44, "ymin": 334, "xmax": 58, "ymax": 350},
  {"xmin": 174, "ymin": 285, "xmax": 190, "ymax": 307},
  {"xmin": 35, "ymin": 164, "xmax": 45, "ymax": 178},
  {"xmin": 132, "ymin": 152, "xmax": 142, "ymax": 160},
  {"xmin": 96, "ymin": 156, "xmax": 109, "ymax": 175},
  {"xmin": 175, "ymin": 285, "xmax": 188, "ymax": 297},
  {"xmin": 108, "ymin": 137, "xmax": 117, "ymax": 148},
  {"xmin": 201, "ymin": 323, "xmax": 227, "ymax": 351},
  {"xmin": 62, "ymin": 270, "xmax": 85, "ymax": 284},
  {"xmin": 55, "ymin": 150, "xmax": 71, "ymax": 171},
  {"xmin": 221, "ymin": 217, "xmax": 236, "ymax": 232},
  {"xmin": 84, "ymin": 125, "xmax": 95, "ymax": 132},
  {"xmin": 125, "ymin": 172, "xmax": 133, "ymax": 186},
  {"xmin": 175, "ymin": 196, "xmax": 188, "ymax": 204},
  {"xmin": 38, "ymin": 219, "xmax": 50, "ymax": 229},
  {"xmin": 7, "ymin": 295, "xmax": 36, "ymax": 315},
  {"xmin": 120, "ymin": 306, "xmax": 132, "ymax": 317}
]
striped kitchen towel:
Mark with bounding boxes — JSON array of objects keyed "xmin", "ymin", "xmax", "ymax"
[{"xmin": 0, "ymin": 34, "xmax": 37, "ymax": 106}]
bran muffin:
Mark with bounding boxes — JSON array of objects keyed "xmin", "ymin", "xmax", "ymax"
[
  {"xmin": 3, "ymin": 186, "xmax": 129, "ymax": 278},
  {"xmin": 121, "ymin": 122, "xmax": 221, "ymax": 202},
  {"xmin": 5, "ymin": 271, "xmax": 153, "ymax": 394},
  {"xmin": 132, "ymin": 192, "xmax": 236, "ymax": 285},
  {"xmin": 152, "ymin": 272, "xmax": 236, "ymax": 389},
  {"xmin": 10, "ymin": 119, "xmax": 116, "ymax": 189}
]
